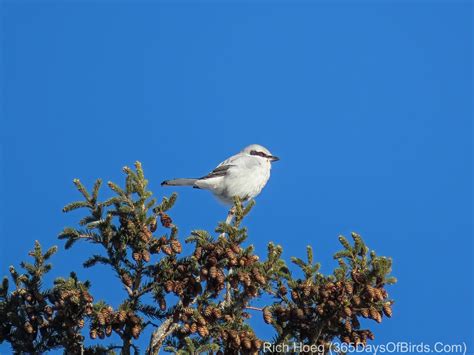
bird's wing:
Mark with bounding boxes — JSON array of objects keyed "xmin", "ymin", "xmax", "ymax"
[
  {"xmin": 199, "ymin": 164, "xmax": 234, "ymax": 180},
  {"xmin": 198, "ymin": 152, "xmax": 248, "ymax": 180},
  {"xmin": 199, "ymin": 154, "xmax": 261, "ymax": 181}
]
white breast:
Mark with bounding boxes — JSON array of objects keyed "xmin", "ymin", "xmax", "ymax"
[{"xmin": 217, "ymin": 157, "xmax": 271, "ymax": 204}]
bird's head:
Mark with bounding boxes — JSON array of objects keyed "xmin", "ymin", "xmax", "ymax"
[{"xmin": 242, "ymin": 144, "xmax": 279, "ymax": 162}]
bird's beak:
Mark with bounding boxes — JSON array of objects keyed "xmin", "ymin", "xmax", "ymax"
[{"xmin": 269, "ymin": 155, "xmax": 280, "ymax": 162}]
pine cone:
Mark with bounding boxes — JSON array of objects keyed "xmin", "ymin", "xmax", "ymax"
[
  {"xmin": 366, "ymin": 285, "xmax": 375, "ymax": 299},
  {"xmin": 44, "ymin": 305, "xmax": 53, "ymax": 315},
  {"xmin": 345, "ymin": 282, "xmax": 354, "ymax": 294},
  {"xmin": 194, "ymin": 246, "xmax": 202, "ymax": 259},
  {"xmin": 159, "ymin": 213, "xmax": 173, "ymax": 228},
  {"xmin": 197, "ymin": 326, "xmax": 208, "ymax": 337},
  {"xmin": 291, "ymin": 289, "xmax": 299, "ymax": 301},
  {"xmin": 132, "ymin": 251, "xmax": 142, "ymax": 262},
  {"xmin": 230, "ymin": 244, "xmax": 242, "ymax": 254},
  {"xmin": 216, "ymin": 271, "xmax": 225, "ymax": 284},
  {"xmin": 360, "ymin": 308, "xmax": 369, "ymax": 318},
  {"xmin": 374, "ymin": 287, "xmax": 384, "ymax": 301},
  {"xmin": 105, "ymin": 325, "xmax": 112, "ymax": 336},
  {"xmin": 171, "ymin": 240, "xmax": 182, "ymax": 253},
  {"xmin": 200, "ymin": 268, "xmax": 209, "ymax": 280},
  {"xmin": 162, "ymin": 245, "xmax": 173, "ymax": 256},
  {"xmin": 369, "ymin": 308, "xmax": 382, "ymax": 323},
  {"xmin": 209, "ymin": 266, "xmax": 218, "ymax": 279},
  {"xmin": 344, "ymin": 306, "xmax": 352, "ymax": 317},
  {"xmin": 118, "ymin": 310, "xmax": 127, "ymax": 322},
  {"xmin": 344, "ymin": 318, "xmax": 352, "ymax": 333},
  {"xmin": 317, "ymin": 305, "xmax": 324, "ymax": 315},
  {"xmin": 242, "ymin": 337, "xmax": 252, "ymax": 350},
  {"xmin": 352, "ymin": 295, "xmax": 361, "ymax": 305},
  {"xmin": 164, "ymin": 280, "xmax": 174, "ymax": 293},
  {"xmin": 140, "ymin": 229, "xmax": 152, "ymax": 242},
  {"xmin": 78, "ymin": 319, "xmax": 85, "ymax": 328},
  {"xmin": 190, "ymin": 323, "xmax": 197, "ymax": 333},
  {"xmin": 252, "ymin": 339, "xmax": 262, "ymax": 350},
  {"xmin": 142, "ymin": 250, "xmax": 151, "ymax": 263},
  {"xmin": 263, "ymin": 307, "xmax": 273, "ymax": 324},
  {"xmin": 131, "ymin": 325, "xmax": 141, "ymax": 339},
  {"xmin": 213, "ymin": 308, "xmax": 222, "ymax": 319},
  {"xmin": 24, "ymin": 322, "xmax": 34, "ymax": 334},
  {"xmin": 197, "ymin": 316, "xmax": 207, "ymax": 326},
  {"xmin": 383, "ymin": 302, "xmax": 393, "ymax": 317},
  {"xmin": 97, "ymin": 312, "xmax": 106, "ymax": 326},
  {"xmin": 203, "ymin": 307, "xmax": 213, "ymax": 317},
  {"xmin": 149, "ymin": 218, "xmax": 158, "ymax": 232},
  {"xmin": 159, "ymin": 298, "xmax": 166, "ymax": 311},
  {"xmin": 295, "ymin": 308, "xmax": 305, "ymax": 320},
  {"xmin": 90, "ymin": 329, "xmax": 97, "ymax": 339}
]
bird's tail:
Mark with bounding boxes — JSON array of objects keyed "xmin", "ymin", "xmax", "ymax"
[{"xmin": 161, "ymin": 178, "xmax": 198, "ymax": 187}]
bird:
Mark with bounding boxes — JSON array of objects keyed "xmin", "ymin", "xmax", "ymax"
[{"xmin": 161, "ymin": 144, "xmax": 279, "ymax": 205}]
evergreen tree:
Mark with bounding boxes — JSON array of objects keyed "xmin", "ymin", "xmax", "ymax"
[{"xmin": 0, "ymin": 162, "xmax": 396, "ymax": 354}]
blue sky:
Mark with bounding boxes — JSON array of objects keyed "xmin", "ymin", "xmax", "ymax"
[{"xmin": 1, "ymin": 1, "xmax": 472, "ymax": 353}]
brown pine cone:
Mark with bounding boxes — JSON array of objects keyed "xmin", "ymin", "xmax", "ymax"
[
  {"xmin": 213, "ymin": 308, "xmax": 222, "ymax": 319},
  {"xmin": 252, "ymin": 339, "xmax": 263, "ymax": 350},
  {"xmin": 279, "ymin": 285, "xmax": 288, "ymax": 295},
  {"xmin": 366, "ymin": 285, "xmax": 375, "ymax": 299},
  {"xmin": 171, "ymin": 239, "xmax": 182, "ymax": 253},
  {"xmin": 90, "ymin": 329, "xmax": 97, "ymax": 339},
  {"xmin": 164, "ymin": 280, "xmax": 174, "ymax": 293},
  {"xmin": 242, "ymin": 337, "xmax": 252, "ymax": 350},
  {"xmin": 142, "ymin": 250, "xmax": 151, "ymax": 263},
  {"xmin": 44, "ymin": 305, "xmax": 53, "ymax": 315},
  {"xmin": 149, "ymin": 218, "xmax": 157, "ymax": 232},
  {"xmin": 209, "ymin": 266, "xmax": 218, "ymax": 279},
  {"xmin": 344, "ymin": 318, "xmax": 352, "ymax": 333},
  {"xmin": 369, "ymin": 308, "xmax": 382, "ymax": 323},
  {"xmin": 216, "ymin": 271, "xmax": 225, "ymax": 284},
  {"xmin": 132, "ymin": 251, "xmax": 142, "ymax": 262},
  {"xmin": 190, "ymin": 323, "xmax": 197, "ymax": 333},
  {"xmin": 159, "ymin": 213, "xmax": 173, "ymax": 228},
  {"xmin": 203, "ymin": 306, "xmax": 213, "ymax": 317},
  {"xmin": 382, "ymin": 302, "xmax": 393, "ymax": 317},
  {"xmin": 345, "ymin": 282, "xmax": 354, "ymax": 294},
  {"xmin": 159, "ymin": 298, "xmax": 166, "ymax": 311},
  {"xmin": 230, "ymin": 244, "xmax": 242, "ymax": 254},
  {"xmin": 131, "ymin": 325, "xmax": 141, "ymax": 339},
  {"xmin": 344, "ymin": 306, "xmax": 352, "ymax": 317},
  {"xmin": 162, "ymin": 245, "xmax": 173, "ymax": 256},
  {"xmin": 360, "ymin": 308, "xmax": 369, "ymax": 318},
  {"xmin": 118, "ymin": 310, "xmax": 127, "ymax": 322},
  {"xmin": 263, "ymin": 307, "xmax": 273, "ymax": 324},
  {"xmin": 197, "ymin": 326, "xmax": 208, "ymax": 337},
  {"xmin": 291, "ymin": 289, "xmax": 299, "ymax": 301},
  {"xmin": 352, "ymin": 295, "xmax": 361, "ymax": 305},
  {"xmin": 194, "ymin": 246, "xmax": 202, "ymax": 259},
  {"xmin": 24, "ymin": 322, "xmax": 34, "ymax": 334},
  {"xmin": 97, "ymin": 312, "xmax": 106, "ymax": 326},
  {"xmin": 374, "ymin": 287, "xmax": 384, "ymax": 301}
]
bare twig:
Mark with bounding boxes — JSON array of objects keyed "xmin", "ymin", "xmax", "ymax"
[
  {"xmin": 146, "ymin": 317, "xmax": 179, "ymax": 355},
  {"xmin": 245, "ymin": 306, "xmax": 263, "ymax": 311}
]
